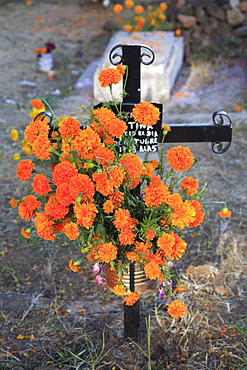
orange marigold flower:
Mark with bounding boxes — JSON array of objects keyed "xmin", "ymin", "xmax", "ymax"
[
  {"xmin": 188, "ymin": 200, "xmax": 204, "ymax": 227},
  {"xmin": 9, "ymin": 198, "xmax": 18, "ymax": 208},
  {"xmin": 166, "ymin": 145, "xmax": 194, "ymax": 171},
  {"xmin": 24, "ymin": 117, "xmax": 49, "ymax": 144},
  {"xmin": 31, "ymin": 99, "xmax": 44, "ymax": 110},
  {"xmin": 93, "ymin": 171, "xmax": 114, "ymax": 196},
  {"xmin": 44, "ymin": 195, "xmax": 69, "ymax": 220},
  {"xmin": 159, "ymin": 2, "xmax": 168, "ymax": 10},
  {"xmin": 18, "ymin": 195, "xmax": 41, "ymax": 221},
  {"xmin": 52, "ymin": 161, "xmax": 78, "ymax": 186},
  {"xmin": 157, "ymin": 233, "xmax": 176, "ymax": 251},
  {"xmin": 94, "ymin": 146, "xmax": 115, "ymax": 166},
  {"xmin": 107, "ymin": 117, "xmax": 127, "ymax": 138},
  {"xmin": 144, "ymin": 260, "xmax": 163, "ymax": 280},
  {"xmin": 145, "ymin": 227, "xmax": 155, "ymax": 240},
  {"xmin": 109, "ymin": 165, "xmax": 125, "ymax": 188},
  {"xmin": 132, "ymin": 102, "xmax": 160, "ymax": 126},
  {"xmin": 55, "ymin": 182, "xmax": 76, "ymax": 207},
  {"xmin": 124, "ymin": 0, "xmax": 134, "ymax": 7},
  {"xmin": 126, "ymin": 251, "xmax": 139, "ymax": 261},
  {"xmin": 119, "ymin": 153, "xmax": 143, "ymax": 189},
  {"xmin": 58, "ymin": 116, "xmax": 81, "ymax": 139},
  {"xmin": 123, "ymin": 24, "xmax": 134, "ymax": 32},
  {"xmin": 142, "ymin": 162, "xmax": 156, "ymax": 177},
  {"xmin": 97, "ymin": 242, "xmax": 118, "ymax": 263},
  {"xmin": 134, "ymin": 4, "xmax": 144, "ymax": 14},
  {"xmin": 219, "ymin": 207, "xmax": 232, "ymax": 218},
  {"xmin": 21, "ymin": 228, "xmax": 31, "ymax": 239},
  {"xmin": 34, "ymin": 213, "xmax": 56, "ymax": 240},
  {"xmin": 114, "ymin": 284, "xmax": 127, "ymax": 295},
  {"xmin": 113, "ymin": 208, "xmax": 133, "ymax": 230},
  {"xmin": 74, "ymin": 202, "xmax": 98, "ymax": 229},
  {"xmin": 162, "ymin": 233, "xmax": 187, "ymax": 260},
  {"xmin": 103, "ymin": 199, "xmax": 114, "ymax": 213},
  {"xmin": 54, "ymin": 219, "xmax": 70, "ymax": 233},
  {"xmin": 123, "ymin": 291, "xmax": 140, "ymax": 305},
  {"xmin": 92, "ymin": 107, "xmax": 127, "ymax": 139},
  {"xmin": 113, "ymin": 3, "xmax": 123, "ymax": 13},
  {"xmin": 98, "ymin": 66, "xmax": 125, "ymax": 87},
  {"xmin": 69, "ymin": 260, "xmax": 80, "ymax": 272},
  {"xmin": 167, "ymin": 300, "xmax": 187, "ymax": 319},
  {"xmin": 32, "ymin": 135, "xmax": 52, "ymax": 160},
  {"xmin": 180, "ymin": 176, "xmax": 199, "ymax": 195},
  {"xmin": 68, "ymin": 173, "xmax": 96, "ymax": 203},
  {"xmin": 118, "ymin": 227, "xmax": 136, "ymax": 245},
  {"xmin": 109, "ymin": 189, "xmax": 124, "ymax": 207},
  {"xmin": 170, "ymin": 198, "xmax": 196, "ymax": 229},
  {"xmin": 32, "ymin": 174, "xmax": 52, "ymax": 195},
  {"xmin": 144, "ymin": 176, "xmax": 170, "ymax": 207},
  {"xmin": 16, "ymin": 159, "xmax": 34, "ymax": 181},
  {"xmin": 64, "ymin": 222, "xmax": 80, "ymax": 240},
  {"xmin": 71, "ymin": 126, "xmax": 101, "ymax": 160},
  {"xmin": 116, "ymin": 64, "xmax": 125, "ymax": 76},
  {"xmin": 135, "ymin": 241, "xmax": 151, "ymax": 253},
  {"xmin": 175, "ymin": 28, "xmax": 182, "ymax": 36},
  {"xmin": 148, "ymin": 250, "xmax": 166, "ymax": 265}
]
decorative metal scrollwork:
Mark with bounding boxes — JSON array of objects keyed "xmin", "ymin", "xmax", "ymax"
[
  {"xmin": 109, "ymin": 44, "xmax": 123, "ymax": 65},
  {"xmin": 211, "ymin": 110, "xmax": 232, "ymax": 154},
  {"xmin": 34, "ymin": 111, "xmax": 53, "ymax": 125},
  {"xmin": 109, "ymin": 44, "xmax": 155, "ymax": 66},
  {"xmin": 140, "ymin": 45, "xmax": 155, "ymax": 65}
]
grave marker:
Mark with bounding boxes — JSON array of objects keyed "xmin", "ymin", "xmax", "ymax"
[{"xmin": 103, "ymin": 42, "xmax": 232, "ymax": 341}]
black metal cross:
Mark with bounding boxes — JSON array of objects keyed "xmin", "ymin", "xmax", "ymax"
[{"xmin": 108, "ymin": 43, "xmax": 232, "ymax": 341}]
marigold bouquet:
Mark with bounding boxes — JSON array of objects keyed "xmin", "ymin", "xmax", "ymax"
[
  {"xmin": 10, "ymin": 64, "xmax": 231, "ymax": 318},
  {"xmin": 113, "ymin": 0, "xmax": 171, "ymax": 32}
]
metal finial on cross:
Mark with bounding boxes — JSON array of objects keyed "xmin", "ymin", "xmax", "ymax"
[{"xmin": 107, "ymin": 43, "xmax": 232, "ymax": 341}]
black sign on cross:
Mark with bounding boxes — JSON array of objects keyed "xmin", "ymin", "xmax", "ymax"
[{"xmin": 107, "ymin": 43, "xmax": 232, "ymax": 341}]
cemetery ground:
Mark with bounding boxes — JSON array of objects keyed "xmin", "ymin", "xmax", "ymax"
[{"xmin": 0, "ymin": 1, "xmax": 247, "ymax": 369}]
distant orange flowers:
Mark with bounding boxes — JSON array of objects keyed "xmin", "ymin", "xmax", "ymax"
[
  {"xmin": 134, "ymin": 5, "xmax": 144, "ymax": 14},
  {"xmin": 113, "ymin": 3, "xmax": 123, "ymax": 13}
]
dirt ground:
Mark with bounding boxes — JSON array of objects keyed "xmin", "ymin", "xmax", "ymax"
[{"xmin": 0, "ymin": 1, "xmax": 247, "ymax": 369}]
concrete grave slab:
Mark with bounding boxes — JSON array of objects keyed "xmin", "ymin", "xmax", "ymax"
[{"xmin": 93, "ymin": 31, "xmax": 184, "ymax": 103}]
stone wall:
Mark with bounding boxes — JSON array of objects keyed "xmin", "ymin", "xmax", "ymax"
[{"xmin": 166, "ymin": 0, "xmax": 247, "ymax": 44}]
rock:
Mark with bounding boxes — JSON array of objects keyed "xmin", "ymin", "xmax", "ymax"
[
  {"xmin": 205, "ymin": 2, "xmax": 226, "ymax": 20},
  {"xmin": 234, "ymin": 24, "xmax": 247, "ymax": 36},
  {"xmin": 17, "ymin": 80, "xmax": 36, "ymax": 87},
  {"xmin": 176, "ymin": 0, "xmax": 186, "ymax": 8},
  {"xmin": 202, "ymin": 18, "xmax": 219, "ymax": 34},
  {"xmin": 177, "ymin": 13, "xmax": 197, "ymax": 28},
  {"xmin": 178, "ymin": 3, "xmax": 194, "ymax": 16},
  {"xmin": 229, "ymin": 0, "xmax": 240, "ymax": 7},
  {"xmin": 226, "ymin": 7, "xmax": 245, "ymax": 25},
  {"xmin": 239, "ymin": 1, "xmax": 247, "ymax": 11}
]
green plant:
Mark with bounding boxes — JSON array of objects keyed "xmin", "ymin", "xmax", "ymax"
[
  {"xmin": 56, "ymin": 331, "xmax": 114, "ymax": 369},
  {"xmin": 112, "ymin": 1, "xmax": 171, "ymax": 32}
]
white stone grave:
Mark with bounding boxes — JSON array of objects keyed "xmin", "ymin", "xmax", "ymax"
[{"xmin": 93, "ymin": 31, "xmax": 184, "ymax": 104}]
